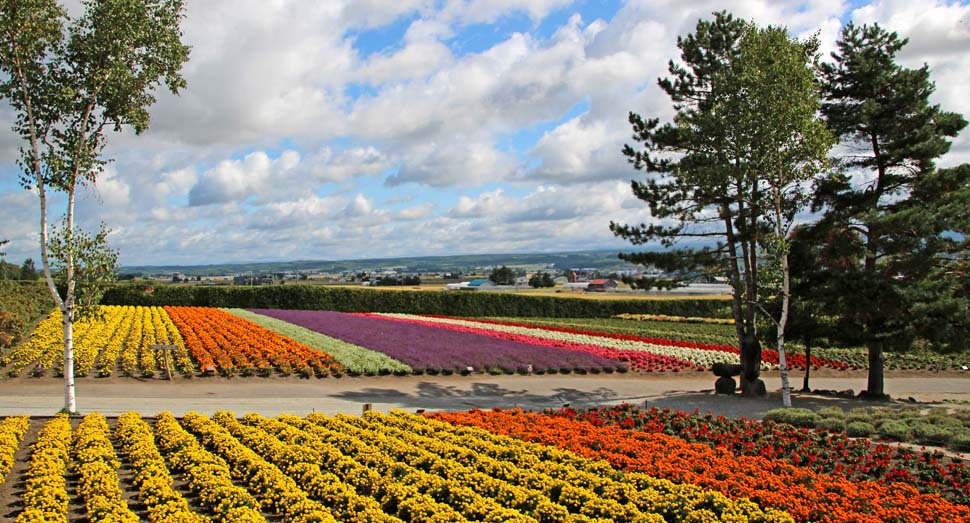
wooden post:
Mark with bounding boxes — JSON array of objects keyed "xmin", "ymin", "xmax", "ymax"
[
  {"xmin": 362, "ymin": 403, "xmax": 372, "ymax": 414},
  {"xmin": 148, "ymin": 344, "xmax": 176, "ymax": 380}
]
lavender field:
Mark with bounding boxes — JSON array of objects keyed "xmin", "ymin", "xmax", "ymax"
[{"xmin": 247, "ymin": 309, "xmax": 626, "ymax": 373}]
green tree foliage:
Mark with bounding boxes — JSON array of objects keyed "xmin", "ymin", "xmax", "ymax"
[
  {"xmin": 489, "ymin": 266, "xmax": 516, "ymax": 285},
  {"xmin": 813, "ymin": 23, "xmax": 968, "ymax": 398},
  {"xmin": 19, "ymin": 258, "xmax": 37, "ymax": 280},
  {"xmin": 611, "ymin": 12, "xmax": 833, "ymax": 396},
  {"xmin": 528, "ymin": 271, "xmax": 555, "ymax": 288},
  {"xmin": 0, "ymin": 0, "xmax": 189, "ymax": 413},
  {"xmin": 725, "ymin": 25, "xmax": 834, "ymax": 405}
]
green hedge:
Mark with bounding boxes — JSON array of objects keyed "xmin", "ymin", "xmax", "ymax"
[
  {"xmin": 0, "ymin": 280, "xmax": 55, "ymax": 349},
  {"xmin": 101, "ymin": 284, "xmax": 733, "ymax": 318}
]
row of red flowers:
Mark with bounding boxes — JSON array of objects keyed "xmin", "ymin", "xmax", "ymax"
[
  {"xmin": 546, "ymin": 404, "xmax": 970, "ymax": 504},
  {"xmin": 431, "ymin": 408, "xmax": 969, "ymax": 523},
  {"xmin": 437, "ymin": 316, "xmax": 851, "ymax": 370}
]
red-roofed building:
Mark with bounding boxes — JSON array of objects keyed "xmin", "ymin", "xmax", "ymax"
[{"xmin": 586, "ymin": 278, "xmax": 617, "ymax": 292}]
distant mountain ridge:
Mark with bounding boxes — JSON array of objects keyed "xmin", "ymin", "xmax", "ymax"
[{"xmin": 118, "ymin": 249, "xmax": 648, "ymax": 276}]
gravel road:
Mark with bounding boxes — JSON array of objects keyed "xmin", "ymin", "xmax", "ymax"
[{"xmin": 0, "ymin": 370, "xmax": 967, "ymax": 418}]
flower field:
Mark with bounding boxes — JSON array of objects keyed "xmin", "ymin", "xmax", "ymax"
[
  {"xmin": 370, "ymin": 313, "xmax": 852, "ymax": 371},
  {"xmin": 248, "ymin": 309, "xmax": 627, "ymax": 374},
  {"xmin": 431, "ymin": 408, "xmax": 970, "ymax": 522},
  {"xmin": 0, "ymin": 306, "xmax": 194, "ymax": 378},
  {"xmin": 545, "ymin": 404, "xmax": 970, "ymax": 504},
  {"xmin": 164, "ymin": 306, "xmax": 344, "ymax": 377},
  {"xmin": 0, "ymin": 410, "xmax": 803, "ymax": 522},
  {"xmin": 225, "ymin": 308, "xmax": 412, "ymax": 375},
  {"xmin": 5, "ymin": 306, "xmax": 969, "ymax": 377}
]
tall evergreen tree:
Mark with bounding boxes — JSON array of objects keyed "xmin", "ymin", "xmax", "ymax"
[
  {"xmin": 611, "ymin": 12, "xmax": 765, "ymax": 394},
  {"xmin": 612, "ymin": 13, "xmax": 832, "ymax": 397},
  {"xmin": 816, "ymin": 23, "xmax": 968, "ymax": 398}
]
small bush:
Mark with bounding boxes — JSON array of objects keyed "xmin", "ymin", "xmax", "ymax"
[
  {"xmin": 818, "ymin": 418, "xmax": 846, "ymax": 433},
  {"xmin": 878, "ymin": 420, "xmax": 912, "ymax": 442},
  {"xmin": 764, "ymin": 408, "xmax": 821, "ymax": 428},
  {"xmin": 846, "ymin": 421, "xmax": 876, "ymax": 437},
  {"xmin": 927, "ymin": 415, "xmax": 966, "ymax": 430},
  {"xmin": 817, "ymin": 406, "xmax": 845, "ymax": 419},
  {"xmin": 950, "ymin": 433, "xmax": 970, "ymax": 452},
  {"xmin": 845, "ymin": 408, "xmax": 872, "ymax": 425},
  {"xmin": 911, "ymin": 424, "xmax": 953, "ymax": 446}
]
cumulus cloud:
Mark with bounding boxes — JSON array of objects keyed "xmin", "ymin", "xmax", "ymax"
[
  {"xmin": 2, "ymin": 1, "xmax": 968, "ymax": 265},
  {"xmin": 188, "ymin": 151, "xmax": 300, "ymax": 206}
]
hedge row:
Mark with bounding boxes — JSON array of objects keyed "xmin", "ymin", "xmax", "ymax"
[
  {"xmin": 100, "ymin": 284, "xmax": 733, "ymax": 319},
  {"xmin": 0, "ymin": 280, "xmax": 54, "ymax": 349}
]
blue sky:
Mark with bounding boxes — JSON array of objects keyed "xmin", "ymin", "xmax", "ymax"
[{"xmin": 1, "ymin": 0, "xmax": 968, "ymax": 266}]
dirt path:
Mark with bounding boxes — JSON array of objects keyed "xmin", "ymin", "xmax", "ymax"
[{"xmin": 0, "ymin": 370, "xmax": 967, "ymax": 418}]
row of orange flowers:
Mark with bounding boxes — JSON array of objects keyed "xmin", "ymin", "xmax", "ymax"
[
  {"xmin": 430, "ymin": 409, "xmax": 970, "ymax": 523},
  {"xmin": 163, "ymin": 306, "xmax": 343, "ymax": 377}
]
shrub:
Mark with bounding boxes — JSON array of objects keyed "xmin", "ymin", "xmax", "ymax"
[
  {"xmin": 950, "ymin": 432, "xmax": 970, "ymax": 452},
  {"xmin": 100, "ymin": 283, "xmax": 733, "ymax": 318},
  {"xmin": 927, "ymin": 415, "xmax": 966, "ymax": 431},
  {"xmin": 817, "ymin": 406, "xmax": 845, "ymax": 419},
  {"xmin": 846, "ymin": 421, "xmax": 876, "ymax": 437},
  {"xmin": 845, "ymin": 408, "xmax": 872, "ymax": 425},
  {"xmin": 818, "ymin": 418, "xmax": 846, "ymax": 433},
  {"xmin": 911, "ymin": 424, "xmax": 953, "ymax": 446},
  {"xmin": 878, "ymin": 420, "xmax": 912, "ymax": 442},
  {"xmin": 764, "ymin": 408, "xmax": 821, "ymax": 428}
]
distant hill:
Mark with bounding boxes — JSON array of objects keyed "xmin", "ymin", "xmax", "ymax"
[{"xmin": 117, "ymin": 249, "xmax": 648, "ymax": 277}]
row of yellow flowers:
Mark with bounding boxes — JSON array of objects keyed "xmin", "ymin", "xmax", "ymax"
[
  {"xmin": 180, "ymin": 412, "xmax": 338, "ymax": 523},
  {"xmin": 0, "ymin": 416, "xmax": 29, "ymax": 481},
  {"xmin": 114, "ymin": 412, "xmax": 209, "ymax": 523},
  {"xmin": 17, "ymin": 415, "xmax": 71, "ymax": 523},
  {"xmin": 73, "ymin": 414, "xmax": 139, "ymax": 522},
  {"xmin": 153, "ymin": 412, "xmax": 265, "ymax": 522},
  {"xmin": 0, "ymin": 306, "xmax": 195, "ymax": 378},
  {"xmin": 211, "ymin": 412, "xmax": 402, "ymax": 523},
  {"xmin": 613, "ymin": 313, "xmax": 736, "ymax": 325}
]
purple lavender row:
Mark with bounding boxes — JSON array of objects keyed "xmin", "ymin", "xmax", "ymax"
[{"xmin": 247, "ymin": 309, "xmax": 623, "ymax": 372}]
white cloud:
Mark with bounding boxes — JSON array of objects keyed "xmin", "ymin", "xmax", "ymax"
[
  {"xmin": 188, "ymin": 150, "xmax": 300, "ymax": 206},
  {"xmin": 2, "ymin": 1, "xmax": 968, "ymax": 266}
]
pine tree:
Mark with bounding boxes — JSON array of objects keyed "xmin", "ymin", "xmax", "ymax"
[{"xmin": 815, "ymin": 23, "xmax": 968, "ymax": 398}]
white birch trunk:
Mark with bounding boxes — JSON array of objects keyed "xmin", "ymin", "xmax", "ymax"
[{"xmin": 774, "ymin": 185, "xmax": 792, "ymax": 408}]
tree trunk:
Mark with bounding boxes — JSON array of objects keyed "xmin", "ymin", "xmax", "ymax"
[
  {"xmin": 775, "ymin": 186, "xmax": 791, "ymax": 407},
  {"xmin": 801, "ymin": 342, "xmax": 812, "ymax": 392},
  {"xmin": 864, "ymin": 340, "xmax": 887, "ymax": 399},
  {"xmin": 62, "ymin": 300, "xmax": 77, "ymax": 414}
]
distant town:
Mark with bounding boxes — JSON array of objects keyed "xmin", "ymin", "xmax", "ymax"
[{"xmin": 113, "ymin": 250, "xmax": 731, "ymax": 295}]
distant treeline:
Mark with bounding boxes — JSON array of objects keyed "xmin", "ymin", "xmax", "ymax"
[
  {"xmin": 116, "ymin": 249, "xmax": 649, "ymax": 277},
  {"xmin": 101, "ymin": 284, "xmax": 732, "ymax": 319}
]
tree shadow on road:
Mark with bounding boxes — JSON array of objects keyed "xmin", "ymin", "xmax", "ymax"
[{"xmin": 328, "ymin": 381, "xmax": 654, "ymax": 411}]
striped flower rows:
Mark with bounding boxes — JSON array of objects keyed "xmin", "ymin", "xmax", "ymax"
[
  {"xmin": 0, "ymin": 306, "xmax": 193, "ymax": 378},
  {"xmin": 249, "ymin": 309, "xmax": 625, "ymax": 374},
  {"xmin": 373, "ymin": 313, "xmax": 739, "ymax": 371},
  {"xmin": 379, "ymin": 314, "xmax": 851, "ymax": 371},
  {"xmin": 2, "ymin": 412, "xmax": 800, "ymax": 521},
  {"xmin": 361, "ymin": 313, "xmax": 700, "ymax": 372},
  {"xmin": 227, "ymin": 308, "xmax": 411, "ymax": 375},
  {"xmin": 432, "ymin": 408, "xmax": 969, "ymax": 523},
  {"xmin": 164, "ymin": 306, "xmax": 344, "ymax": 377}
]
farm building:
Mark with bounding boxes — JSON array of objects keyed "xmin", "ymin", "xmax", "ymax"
[
  {"xmin": 562, "ymin": 282, "xmax": 590, "ymax": 291},
  {"xmin": 586, "ymin": 279, "xmax": 618, "ymax": 292}
]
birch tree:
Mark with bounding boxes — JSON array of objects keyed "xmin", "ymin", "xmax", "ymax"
[{"xmin": 0, "ymin": 0, "xmax": 189, "ymax": 413}]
